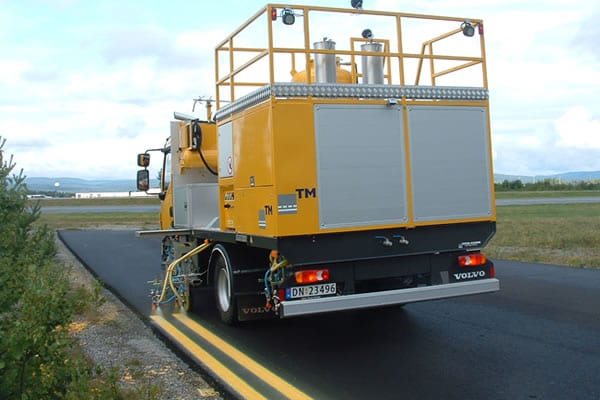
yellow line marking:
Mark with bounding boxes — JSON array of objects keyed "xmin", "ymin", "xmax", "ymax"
[
  {"xmin": 174, "ymin": 313, "xmax": 313, "ymax": 400},
  {"xmin": 150, "ymin": 315, "xmax": 266, "ymax": 400}
]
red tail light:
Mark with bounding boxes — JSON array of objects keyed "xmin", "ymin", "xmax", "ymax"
[
  {"xmin": 295, "ymin": 269, "xmax": 330, "ymax": 284},
  {"xmin": 458, "ymin": 253, "xmax": 487, "ymax": 267},
  {"xmin": 271, "ymin": 8, "xmax": 278, "ymax": 21}
]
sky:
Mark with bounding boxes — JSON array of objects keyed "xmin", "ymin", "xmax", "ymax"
[{"xmin": 1, "ymin": 0, "xmax": 599, "ymax": 180}]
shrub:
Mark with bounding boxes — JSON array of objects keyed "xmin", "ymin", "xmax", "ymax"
[
  {"xmin": 0, "ymin": 137, "xmax": 77, "ymax": 398},
  {"xmin": 0, "ymin": 138, "xmax": 162, "ymax": 399}
]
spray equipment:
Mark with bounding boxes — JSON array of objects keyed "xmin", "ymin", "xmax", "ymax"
[
  {"xmin": 313, "ymin": 38, "xmax": 337, "ymax": 83},
  {"xmin": 360, "ymin": 28, "xmax": 384, "ymax": 84},
  {"xmin": 192, "ymin": 96, "xmax": 213, "ymax": 121}
]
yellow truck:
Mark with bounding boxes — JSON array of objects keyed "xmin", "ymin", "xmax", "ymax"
[{"xmin": 136, "ymin": 2, "xmax": 498, "ymax": 324}]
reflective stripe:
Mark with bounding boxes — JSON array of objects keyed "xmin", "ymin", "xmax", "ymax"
[{"xmin": 215, "ymin": 83, "xmax": 489, "ymax": 120}]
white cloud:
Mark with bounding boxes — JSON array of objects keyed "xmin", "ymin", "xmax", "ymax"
[
  {"xmin": 1, "ymin": 0, "xmax": 599, "ymax": 179},
  {"xmin": 556, "ymin": 107, "xmax": 600, "ymax": 149}
]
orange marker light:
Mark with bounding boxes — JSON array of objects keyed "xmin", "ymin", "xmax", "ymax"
[
  {"xmin": 295, "ymin": 269, "xmax": 330, "ymax": 284},
  {"xmin": 458, "ymin": 254, "xmax": 487, "ymax": 267}
]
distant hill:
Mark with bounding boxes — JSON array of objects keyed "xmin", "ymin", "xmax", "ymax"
[
  {"xmin": 25, "ymin": 170, "xmax": 600, "ymax": 193},
  {"xmin": 25, "ymin": 177, "xmax": 150, "ymax": 193}
]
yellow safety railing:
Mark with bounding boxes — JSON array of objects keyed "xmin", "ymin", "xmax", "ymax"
[{"xmin": 214, "ymin": 3, "xmax": 488, "ymax": 109}]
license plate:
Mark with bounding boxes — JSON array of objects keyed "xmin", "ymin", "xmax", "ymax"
[{"xmin": 286, "ymin": 283, "xmax": 337, "ymax": 299}]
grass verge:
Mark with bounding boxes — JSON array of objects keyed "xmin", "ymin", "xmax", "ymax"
[
  {"xmin": 487, "ymin": 203, "xmax": 600, "ymax": 268},
  {"xmin": 495, "ymin": 190, "xmax": 600, "ymax": 199},
  {"xmin": 37, "ymin": 212, "xmax": 160, "ymax": 230},
  {"xmin": 39, "ymin": 202, "xmax": 600, "ymax": 268},
  {"xmin": 32, "ymin": 197, "xmax": 160, "ymax": 207}
]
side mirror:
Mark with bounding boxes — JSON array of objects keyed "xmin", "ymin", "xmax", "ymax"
[
  {"xmin": 137, "ymin": 153, "xmax": 150, "ymax": 167},
  {"xmin": 137, "ymin": 170, "xmax": 150, "ymax": 191}
]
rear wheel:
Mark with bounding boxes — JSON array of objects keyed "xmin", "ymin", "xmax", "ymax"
[{"xmin": 213, "ymin": 249, "xmax": 237, "ymax": 325}]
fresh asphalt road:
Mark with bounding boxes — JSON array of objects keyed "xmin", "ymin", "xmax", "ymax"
[{"xmin": 58, "ymin": 230, "xmax": 600, "ymax": 400}]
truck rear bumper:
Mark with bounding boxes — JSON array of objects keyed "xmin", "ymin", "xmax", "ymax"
[{"xmin": 279, "ymin": 278, "xmax": 499, "ymax": 318}]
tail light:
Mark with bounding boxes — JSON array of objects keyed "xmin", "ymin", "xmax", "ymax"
[
  {"xmin": 458, "ymin": 253, "xmax": 487, "ymax": 267},
  {"xmin": 295, "ymin": 269, "xmax": 330, "ymax": 284}
]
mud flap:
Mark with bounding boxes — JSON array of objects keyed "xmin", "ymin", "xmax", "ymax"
[
  {"xmin": 448, "ymin": 261, "xmax": 494, "ymax": 284},
  {"xmin": 236, "ymin": 294, "xmax": 277, "ymax": 322}
]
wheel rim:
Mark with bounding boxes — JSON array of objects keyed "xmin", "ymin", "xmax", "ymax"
[{"xmin": 216, "ymin": 266, "xmax": 231, "ymax": 312}]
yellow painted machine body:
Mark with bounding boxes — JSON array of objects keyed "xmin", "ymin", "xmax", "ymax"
[
  {"xmin": 141, "ymin": 3, "xmax": 499, "ymax": 323},
  {"xmin": 177, "ymin": 121, "xmax": 218, "ymax": 173},
  {"xmin": 159, "ymin": 183, "xmax": 173, "ymax": 230},
  {"xmin": 159, "ymin": 119, "xmax": 219, "ymax": 230},
  {"xmin": 206, "ymin": 4, "xmax": 496, "ymax": 241},
  {"xmin": 216, "ymin": 97, "xmax": 495, "ymax": 238},
  {"xmin": 290, "ymin": 59, "xmax": 355, "ymax": 84}
]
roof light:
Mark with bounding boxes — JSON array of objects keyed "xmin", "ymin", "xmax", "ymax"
[
  {"xmin": 295, "ymin": 269, "xmax": 330, "ymax": 284},
  {"xmin": 461, "ymin": 21, "xmax": 475, "ymax": 37},
  {"xmin": 458, "ymin": 253, "xmax": 487, "ymax": 267},
  {"xmin": 351, "ymin": 0, "xmax": 363, "ymax": 10},
  {"xmin": 282, "ymin": 8, "xmax": 295, "ymax": 25}
]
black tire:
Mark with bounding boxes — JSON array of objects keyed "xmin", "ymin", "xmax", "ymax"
[{"xmin": 213, "ymin": 248, "xmax": 237, "ymax": 325}]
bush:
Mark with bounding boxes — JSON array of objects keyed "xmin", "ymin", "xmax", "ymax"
[
  {"xmin": 0, "ymin": 137, "xmax": 78, "ymax": 398},
  {"xmin": 0, "ymin": 138, "xmax": 125, "ymax": 399},
  {"xmin": 0, "ymin": 138, "xmax": 163, "ymax": 399}
]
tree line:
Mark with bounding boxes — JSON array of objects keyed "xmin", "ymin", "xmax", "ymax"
[{"xmin": 495, "ymin": 179, "xmax": 600, "ymax": 192}]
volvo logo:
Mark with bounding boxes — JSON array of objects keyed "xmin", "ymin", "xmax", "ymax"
[
  {"xmin": 241, "ymin": 307, "xmax": 271, "ymax": 315},
  {"xmin": 453, "ymin": 270, "xmax": 486, "ymax": 280}
]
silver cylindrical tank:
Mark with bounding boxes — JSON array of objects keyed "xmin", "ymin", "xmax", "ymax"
[
  {"xmin": 361, "ymin": 42, "xmax": 384, "ymax": 84},
  {"xmin": 314, "ymin": 39, "xmax": 337, "ymax": 83}
]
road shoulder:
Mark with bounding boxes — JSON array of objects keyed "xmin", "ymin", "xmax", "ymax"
[{"xmin": 56, "ymin": 234, "xmax": 223, "ymax": 399}]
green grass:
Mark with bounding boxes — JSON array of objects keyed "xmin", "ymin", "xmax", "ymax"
[
  {"xmin": 495, "ymin": 190, "xmax": 600, "ymax": 199},
  {"xmin": 37, "ymin": 201, "xmax": 600, "ymax": 268},
  {"xmin": 37, "ymin": 212, "xmax": 160, "ymax": 230},
  {"xmin": 487, "ymin": 203, "xmax": 600, "ymax": 268},
  {"xmin": 32, "ymin": 197, "xmax": 160, "ymax": 207}
]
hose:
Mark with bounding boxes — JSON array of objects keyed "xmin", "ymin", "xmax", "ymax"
[
  {"xmin": 192, "ymin": 122, "xmax": 218, "ymax": 176},
  {"xmin": 264, "ymin": 253, "xmax": 289, "ymax": 300},
  {"xmin": 157, "ymin": 239, "xmax": 212, "ymax": 308}
]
